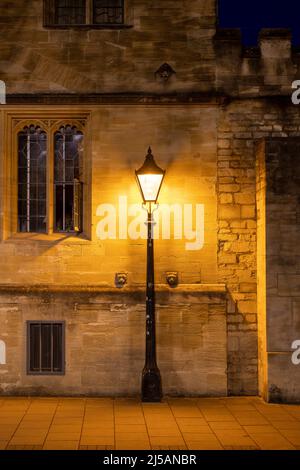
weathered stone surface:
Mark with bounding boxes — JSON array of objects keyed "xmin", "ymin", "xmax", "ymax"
[
  {"xmin": 268, "ymin": 354, "xmax": 300, "ymax": 403},
  {"xmin": 257, "ymin": 138, "xmax": 300, "ymax": 403},
  {"xmin": 0, "ymin": 287, "xmax": 227, "ymax": 396},
  {"xmin": 0, "ymin": 0, "xmax": 217, "ymax": 95},
  {"xmin": 0, "ymin": 3, "xmax": 299, "ymax": 401}
]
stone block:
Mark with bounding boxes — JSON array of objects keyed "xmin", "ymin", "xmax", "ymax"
[
  {"xmin": 219, "ymin": 205, "xmax": 241, "ymax": 220},
  {"xmin": 234, "ymin": 193, "xmax": 256, "ymax": 205},
  {"xmin": 218, "ymin": 254, "xmax": 237, "ymax": 265},
  {"xmin": 219, "ymin": 184, "xmax": 240, "ymax": 193},
  {"xmin": 240, "ymin": 283, "xmax": 257, "ymax": 293},
  {"xmin": 218, "ymin": 139, "xmax": 231, "ymax": 149},
  {"xmin": 230, "ymin": 241, "xmax": 253, "ymax": 253},
  {"xmin": 228, "ymin": 336, "xmax": 240, "ymax": 352},
  {"xmin": 241, "ymin": 205, "xmax": 256, "ymax": 219},
  {"xmin": 227, "ymin": 314, "xmax": 244, "ymax": 323},
  {"xmin": 259, "ymin": 29, "xmax": 292, "ymax": 60},
  {"xmin": 220, "ymin": 193, "xmax": 233, "ymax": 204},
  {"xmin": 227, "ymin": 298, "xmax": 236, "ymax": 314},
  {"xmin": 245, "ymin": 314, "xmax": 257, "ymax": 323},
  {"xmin": 237, "ymin": 301, "xmax": 257, "ymax": 314}
]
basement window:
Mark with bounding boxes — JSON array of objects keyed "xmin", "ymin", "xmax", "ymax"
[
  {"xmin": 27, "ymin": 322, "xmax": 65, "ymax": 375},
  {"xmin": 44, "ymin": 0, "xmax": 129, "ymax": 28}
]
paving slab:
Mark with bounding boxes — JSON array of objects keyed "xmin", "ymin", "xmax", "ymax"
[{"xmin": 0, "ymin": 397, "xmax": 298, "ymax": 450}]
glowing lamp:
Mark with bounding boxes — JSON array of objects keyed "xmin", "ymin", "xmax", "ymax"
[{"xmin": 135, "ymin": 147, "xmax": 165, "ymax": 203}]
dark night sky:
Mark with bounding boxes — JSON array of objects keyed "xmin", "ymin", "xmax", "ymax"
[{"xmin": 218, "ymin": 0, "xmax": 300, "ymax": 45}]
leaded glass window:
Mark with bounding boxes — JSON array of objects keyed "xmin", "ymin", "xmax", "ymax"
[
  {"xmin": 44, "ymin": 0, "xmax": 125, "ymax": 26},
  {"xmin": 18, "ymin": 125, "xmax": 47, "ymax": 233},
  {"xmin": 55, "ymin": 0, "xmax": 86, "ymax": 25},
  {"xmin": 54, "ymin": 125, "xmax": 83, "ymax": 232},
  {"xmin": 93, "ymin": 0, "xmax": 124, "ymax": 24}
]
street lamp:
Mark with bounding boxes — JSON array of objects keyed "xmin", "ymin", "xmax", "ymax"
[{"xmin": 136, "ymin": 147, "xmax": 166, "ymax": 402}]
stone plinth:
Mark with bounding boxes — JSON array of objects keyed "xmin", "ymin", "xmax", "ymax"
[{"xmin": 0, "ymin": 284, "xmax": 227, "ymax": 397}]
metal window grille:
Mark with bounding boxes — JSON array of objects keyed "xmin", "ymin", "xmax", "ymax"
[{"xmin": 27, "ymin": 322, "xmax": 65, "ymax": 375}]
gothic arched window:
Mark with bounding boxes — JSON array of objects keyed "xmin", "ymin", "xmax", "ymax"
[
  {"xmin": 16, "ymin": 121, "xmax": 85, "ymax": 235},
  {"xmin": 18, "ymin": 125, "xmax": 47, "ymax": 233},
  {"xmin": 54, "ymin": 125, "xmax": 84, "ymax": 232}
]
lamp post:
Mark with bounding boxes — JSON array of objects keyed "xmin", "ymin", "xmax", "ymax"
[{"xmin": 136, "ymin": 147, "xmax": 166, "ymax": 402}]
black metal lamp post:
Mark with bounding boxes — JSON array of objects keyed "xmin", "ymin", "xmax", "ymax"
[{"xmin": 135, "ymin": 147, "xmax": 166, "ymax": 402}]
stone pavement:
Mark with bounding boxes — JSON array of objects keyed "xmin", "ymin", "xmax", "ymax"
[{"xmin": 0, "ymin": 396, "xmax": 299, "ymax": 450}]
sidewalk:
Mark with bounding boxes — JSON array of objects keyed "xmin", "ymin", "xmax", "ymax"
[{"xmin": 0, "ymin": 396, "xmax": 299, "ymax": 450}]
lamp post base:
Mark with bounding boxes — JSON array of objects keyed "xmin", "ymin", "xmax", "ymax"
[{"xmin": 142, "ymin": 368, "xmax": 162, "ymax": 402}]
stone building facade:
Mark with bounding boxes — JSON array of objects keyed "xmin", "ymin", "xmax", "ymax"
[{"xmin": 0, "ymin": 1, "xmax": 299, "ymax": 401}]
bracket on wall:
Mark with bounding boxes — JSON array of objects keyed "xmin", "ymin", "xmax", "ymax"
[
  {"xmin": 115, "ymin": 272, "xmax": 128, "ymax": 288},
  {"xmin": 155, "ymin": 63, "xmax": 176, "ymax": 82},
  {"xmin": 166, "ymin": 272, "xmax": 179, "ymax": 288}
]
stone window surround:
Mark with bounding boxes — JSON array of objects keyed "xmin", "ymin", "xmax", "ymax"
[
  {"xmin": 1, "ymin": 110, "xmax": 91, "ymax": 241},
  {"xmin": 43, "ymin": 0, "xmax": 134, "ymax": 29}
]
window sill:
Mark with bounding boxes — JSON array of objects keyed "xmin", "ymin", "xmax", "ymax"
[
  {"xmin": 5, "ymin": 232, "xmax": 91, "ymax": 244},
  {"xmin": 27, "ymin": 372, "xmax": 65, "ymax": 376},
  {"xmin": 44, "ymin": 23, "xmax": 133, "ymax": 30}
]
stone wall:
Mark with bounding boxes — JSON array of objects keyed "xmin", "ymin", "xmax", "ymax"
[
  {"xmin": 0, "ymin": 285, "xmax": 227, "ymax": 396},
  {"xmin": 214, "ymin": 28, "xmax": 300, "ymax": 98},
  {"xmin": 1, "ymin": 98, "xmax": 300, "ymax": 398},
  {"xmin": 217, "ymin": 100, "xmax": 300, "ymax": 396},
  {"xmin": 257, "ymin": 138, "xmax": 300, "ymax": 403},
  {"xmin": 0, "ymin": 104, "xmax": 218, "ymax": 286},
  {"xmin": 0, "ymin": 0, "xmax": 216, "ymax": 94},
  {"xmin": 0, "ymin": 3, "xmax": 300, "ymax": 400}
]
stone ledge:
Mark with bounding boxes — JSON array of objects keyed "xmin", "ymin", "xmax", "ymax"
[
  {"xmin": 0, "ymin": 283, "xmax": 227, "ymax": 295},
  {"xmin": 43, "ymin": 23, "xmax": 134, "ymax": 30},
  {"xmin": 0, "ymin": 284, "xmax": 228, "ymax": 305},
  {"xmin": 4, "ymin": 93, "xmax": 227, "ymax": 106}
]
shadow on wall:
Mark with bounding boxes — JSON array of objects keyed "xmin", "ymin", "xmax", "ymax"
[{"xmin": 226, "ymin": 290, "xmax": 259, "ymax": 396}]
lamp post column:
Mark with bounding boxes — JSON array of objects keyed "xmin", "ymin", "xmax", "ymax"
[{"xmin": 142, "ymin": 206, "xmax": 162, "ymax": 402}]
